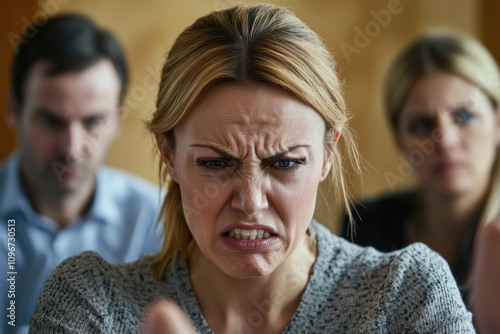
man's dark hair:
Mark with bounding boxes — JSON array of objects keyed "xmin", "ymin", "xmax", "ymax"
[{"xmin": 12, "ymin": 13, "xmax": 128, "ymax": 108}]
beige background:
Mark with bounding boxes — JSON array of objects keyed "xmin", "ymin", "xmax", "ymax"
[{"xmin": 1, "ymin": 0, "xmax": 484, "ymax": 231}]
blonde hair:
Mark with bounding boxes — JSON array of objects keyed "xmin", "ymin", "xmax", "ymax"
[
  {"xmin": 146, "ymin": 3, "xmax": 358, "ymax": 279},
  {"xmin": 384, "ymin": 31, "xmax": 500, "ymax": 241}
]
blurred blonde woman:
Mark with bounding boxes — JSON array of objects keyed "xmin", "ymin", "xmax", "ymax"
[
  {"xmin": 343, "ymin": 31, "xmax": 500, "ymax": 308},
  {"xmin": 31, "ymin": 6, "xmax": 474, "ymax": 333}
]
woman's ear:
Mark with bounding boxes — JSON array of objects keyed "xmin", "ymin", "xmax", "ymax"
[
  {"xmin": 155, "ymin": 133, "xmax": 178, "ymax": 182},
  {"xmin": 321, "ymin": 128, "xmax": 341, "ymax": 181}
]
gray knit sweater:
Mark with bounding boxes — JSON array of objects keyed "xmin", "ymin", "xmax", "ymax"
[{"xmin": 29, "ymin": 222, "xmax": 474, "ymax": 333}]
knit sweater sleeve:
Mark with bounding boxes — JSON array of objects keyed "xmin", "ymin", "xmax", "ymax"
[
  {"xmin": 383, "ymin": 243, "xmax": 475, "ymax": 333},
  {"xmin": 28, "ymin": 251, "xmax": 145, "ymax": 334}
]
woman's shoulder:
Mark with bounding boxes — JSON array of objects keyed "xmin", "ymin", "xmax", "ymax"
[
  {"xmin": 343, "ymin": 240, "xmax": 465, "ymax": 311},
  {"xmin": 304, "ymin": 224, "xmax": 473, "ymax": 332},
  {"xmin": 47, "ymin": 251, "xmax": 161, "ymax": 299},
  {"xmin": 50, "ymin": 250, "xmax": 157, "ymax": 283},
  {"xmin": 380, "ymin": 243, "xmax": 472, "ymax": 330},
  {"xmin": 317, "ymin": 223, "xmax": 456, "ymax": 286},
  {"xmin": 312, "ymin": 229, "xmax": 473, "ymax": 332},
  {"xmin": 384, "ymin": 242, "xmax": 454, "ymax": 283},
  {"xmin": 30, "ymin": 251, "xmax": 159, "ymax": 333}
]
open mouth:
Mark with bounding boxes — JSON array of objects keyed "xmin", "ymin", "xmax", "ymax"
[{"xmin": 226, "ymin": 228, "xmax": 273, "ymax": 240}]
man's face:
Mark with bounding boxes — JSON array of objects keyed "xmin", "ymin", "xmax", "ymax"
[{"xmin": 10, "ymin": 59, "xmax": 123, "ymax": 197}]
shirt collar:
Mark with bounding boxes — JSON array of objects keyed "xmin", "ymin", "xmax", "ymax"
[
  {"xmin": 0, "ymin": 154, "xmax": 119, "ymax": 226},
  {"xmin": 86, "ymin": 167, "xmax": 121, "ymax": 226}
]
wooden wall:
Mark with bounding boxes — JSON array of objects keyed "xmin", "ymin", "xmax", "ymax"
[
  {"xmin": 480, "ymin": 0, "xmax": 500, "ymax": 64},
  {"xmin": 0, "ymin": 0, "xmax": 37, "ymax": 160}
]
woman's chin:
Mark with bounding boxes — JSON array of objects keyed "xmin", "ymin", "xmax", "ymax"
[
  {"xmin": 430, "ymin": 182, "xmax": 470, "ymax": 199},
  {"xmin": 217, "ymin": 258, "xmax": 277, "ymax": 280}
]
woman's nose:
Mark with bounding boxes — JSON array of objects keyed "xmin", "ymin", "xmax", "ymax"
[
  {"xmin": 435, "ymin": 119, "xmax": 460, "ymax": 152},
  {"xmin": 231, "ymin": 178, "xmax": 269, "ymax": 216}
]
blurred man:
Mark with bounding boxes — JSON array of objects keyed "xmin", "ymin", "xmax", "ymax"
[{"xmin": 0, "ymin": 14, "xmax": 163, "ymax": 333}]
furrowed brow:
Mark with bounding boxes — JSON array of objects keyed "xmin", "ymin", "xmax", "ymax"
[
  {"xmin": 260, "ymin": 145, "xmax": 310, "ymax": 164},
  {"xmin": 190, "ymin": 144, "xmax": 239, "ymax": 161}
]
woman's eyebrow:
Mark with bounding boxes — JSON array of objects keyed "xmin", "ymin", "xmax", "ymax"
[
  {"xmin": 448, "ymin": 103, "xmax": 473, "ymax": 111},
  {"xmin": 191, "ymin": 144, "xmax": 310, "ymax": 159},
  {"xmin": 190, "ymin": 144, "xmax": 238, "ymax": 160},
  {"xmin": 261, "ymin": 145, "xmax": 311, "ymax": 161}
]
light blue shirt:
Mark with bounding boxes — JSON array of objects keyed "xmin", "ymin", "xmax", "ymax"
[{"xmin": 0, "ymin": 155, "xmax": 164, "ymax": 334}]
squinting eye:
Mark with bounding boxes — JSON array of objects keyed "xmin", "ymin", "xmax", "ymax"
[
  {"xmin": 272, "ymin": 159, "xmax": 304, "ymax": 170},
  {"xmin": 408, "ymin": 118, "xmax": 433, "ymax": 135},
  {"xmin": 205, "ymin": 160, "xmax": 224, "ymax": 167},
  {"xmin": 454, "ymin": 108, "xmax": 475, "ymax": 125},
  {"xmin": 196, "ymin": 159, "xmax": 229, "ymax": 171},
  {"xmin": 274, "ymin": 160, "xmax": 295, "ymax": 168}
]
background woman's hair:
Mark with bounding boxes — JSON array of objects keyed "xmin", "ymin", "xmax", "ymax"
[
  {"xmin": 384, "ymin": 30, "xmax": 500, "ymax": 256},
  {"xmin": 146, "ymin": 3, "xmax": 359, "ymax": 278}
]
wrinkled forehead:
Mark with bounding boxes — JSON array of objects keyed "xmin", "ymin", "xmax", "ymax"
[
  {"xmin": 400, "ymin": 72, "xmax": 492, "ymax": 114},
  {"xmin": 172, "ymin": 82, "xmax": 327, "ymax": 155}
]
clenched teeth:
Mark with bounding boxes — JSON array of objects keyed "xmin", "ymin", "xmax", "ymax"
[{"xmin": 228, "ymin": 229, "xmax": 272, "ymax": 240}]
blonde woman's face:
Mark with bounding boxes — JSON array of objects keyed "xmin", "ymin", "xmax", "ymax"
[
  {"xmin": 163, "ymin": 83, "xmax": 333, "ymax": 279},
  {"xmin": 397, "ymin": 71, "xmax": 500, "ymax": 198}
]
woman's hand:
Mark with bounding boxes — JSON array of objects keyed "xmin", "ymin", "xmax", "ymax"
[
  {"xmin": 470, "ymin": 221, "xmax": 500, "ymax": 333},
  {"xmin": 141, "ymin": 299, "xmax": 197, "ymax": 334}
]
